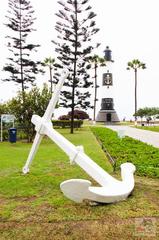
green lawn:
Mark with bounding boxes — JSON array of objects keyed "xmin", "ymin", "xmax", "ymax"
[
  {"xmin": 0, "ymin": 127, "xmax": 159, "ymax": 239},
  {"xmin": 136, "ymin": 125, "xmax": 159, "ymax": 132}
]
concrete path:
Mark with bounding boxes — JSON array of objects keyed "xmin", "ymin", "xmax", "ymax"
[{"xmin": 106, "ymin": 125, "xmax": 159, "ymax": 148}]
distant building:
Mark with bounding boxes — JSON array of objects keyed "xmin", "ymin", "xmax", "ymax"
[{"xmin": 96, "ymin": 46, "xmax": 119, "ymax": 123}]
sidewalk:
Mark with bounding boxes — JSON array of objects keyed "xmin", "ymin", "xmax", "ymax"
[{"xmin": 106, "ymin": 125, "xmax": 159, "ymax": 148}]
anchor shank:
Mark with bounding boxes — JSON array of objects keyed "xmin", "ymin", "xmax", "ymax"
[
  {"xmin": 23, "ymin": 133, "xmax": 43, "ymax": 174},
  {"xmin": 43, "ymin": 70, "xmax": 68, "ymax": 121},
  {"xmin": 45, "ymin": 125, "xmax": 120, "ymax": 187},
  {"xmin": 22, "ymin": 70, "xmax": 68, "ymax": 174}
]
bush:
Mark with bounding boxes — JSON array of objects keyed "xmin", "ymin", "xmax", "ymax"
[
  {"xmin": 91, "ymin": 127, "xmax": 159, "ymax": 178},
  {"xmin": 52, "ymin": 120, "xmax": 83, "ymax": 128},
  {"xmin": 1, "ymin": 129, "xmax": 9, "ymax": 141},
  {"xmin": 68, "ymin": 109, "xmax": 89, "ymax": 120},
  {"xmin": 58, "ymin": 115, "xmax": 70, "ymax": 120},
  {"xmin": 6, "ymin": 84, "xmax": 52, "ymax": 142}
]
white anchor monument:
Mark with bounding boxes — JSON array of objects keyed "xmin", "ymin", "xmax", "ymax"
[{"xmin": 22, "ymin": 70, "xmax": 136, "ymax": 203}]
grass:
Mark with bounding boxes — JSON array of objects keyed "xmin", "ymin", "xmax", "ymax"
[
  {"xmin": 136, "ymin": 125, "xmax": 159, "ymax": 132},
  {"xmin": 0, "ymin": 127, "xmax": 159, "ymax": 239}
]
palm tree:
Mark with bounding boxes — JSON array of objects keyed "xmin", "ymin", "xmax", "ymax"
[
  {"xmin": 90, "ymin": 55, "xmax": 106, "ymax": 122},
  {"xmin": 43, "ymin": 57, "xmax": 55, "ymax": 93},
  {"xmin": 127, "ymin": 59, "xmax": 146, "ymax": 124}
]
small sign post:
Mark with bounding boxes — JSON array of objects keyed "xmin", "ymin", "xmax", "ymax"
[{"xmin": 1, "ymin": 114, "xmax": 15, "ymax": 142}]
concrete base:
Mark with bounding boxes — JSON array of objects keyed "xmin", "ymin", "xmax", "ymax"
[{"xmin": 96, "ymin": 110, "xmax": 120, "ymax": 123}]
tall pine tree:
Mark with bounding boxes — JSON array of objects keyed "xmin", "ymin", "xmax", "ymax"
[
  {"xmin": 3, "ymin": 0, "xmax": 41, "ymax": 102},
  {"xmin": 53, "ymin": 0, "xmax": 99, "ymax": 133}
]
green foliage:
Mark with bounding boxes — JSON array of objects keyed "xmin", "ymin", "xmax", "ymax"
[
  {"xmin": 127, "ymin": 59, "xmax": 146, "ymax": 70},
  {"xmin": 58, "ymin": 115, "xmax": 70, "ymax": 120},
  {"xmin": 135, "ymin": 107, "xmax": 159, "ymax": 119},
  {"xmin": 89, "ymin": 55, "xmax": 106, "ymax": 66},
  {"xmin": 127, "ymin": 59, "xmax": 146, "ymax": 118},
  {"xmin": 0, "ymin": 103, "xmax": 8, "ymax": 116},
  {"xmin": 59, "ymin": 109, "xmax": 89, "ymax": 121},
  {"xmin": 1, "ymin": 129, "xmax": 9, "ymax": 141},
  {"xmin": 68, "ymin": 109, "xmax": 89, "ymax": 120},
  {"xmin": 52, "ymin": 120, "xmax": 83, "ymax": 128},
  {"xmin": 53, "ymin": 0, "xmax": 100, "ymax": 133},
  {"xmin": 3, "ymin": 0, "xmax": 41, "ymax": 92},
  {"xmin": 89, "ymin": 55, "xmax": 106, "ymax": 121},
  {"xmin": 137, "ymin": 125, "xmax": 159, "ymax": 132},
  {"xmin": 91, "ymin": 127, "xmax": 159, "ymax": 177},
  {"xmin": 42, "ymin": 57, "xmax": 56, "ymax": 93},
  {"xmin": 7, "ymin": 84, "xmax": 52, "ymax": 142}
]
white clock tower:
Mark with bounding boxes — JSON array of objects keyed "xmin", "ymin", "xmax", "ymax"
[{"xmin": 96, "ymin": 46, "xmax": 119, "ymax": 123}]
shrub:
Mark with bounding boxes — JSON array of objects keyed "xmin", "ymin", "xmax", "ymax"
[
  {"xmin": 58, "ymin": 115, "xmax": 70, "ymax": 120},
  {"xmin": 68, "ymin": 109, "xmax": 89, "ymax": 120},
  {"xmin": 1, "ymin": 129, "xmax": 9, "ymax": 141},
  {"xmin": 91, "ymin": 127, "xmax": 159, "ymax": 178},
  {"xmin": 52, "ymin": 120, "xmax": 83, "ymax": 128},
  {"xmin": 6, "ymin": 84, "xmax": 52, "ymax": 142}
]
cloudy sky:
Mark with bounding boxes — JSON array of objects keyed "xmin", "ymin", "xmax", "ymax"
[{"xmin": 0, "ymin": 0, "xmax": 159, "ymax": 120}]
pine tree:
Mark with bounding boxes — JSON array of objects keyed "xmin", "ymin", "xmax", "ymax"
[
  {"xmin": 3, "ymin": 0, "xmax": 41, "ymax": 102},
  {"xmin": 53, "ymin": 0, "xmax": 100, "ymax": 133}
]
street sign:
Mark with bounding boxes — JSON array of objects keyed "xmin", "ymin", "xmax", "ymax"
[
  {"xmin": 1, "ymin": 114, "xmax": 15, "ymax": 123},
  {"xmin": 1, "ymin": 114, "xmax": 15, "ymax": 142}
]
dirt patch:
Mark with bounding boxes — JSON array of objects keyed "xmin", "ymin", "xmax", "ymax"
[
  {"xmin": 135, "ymin": 177, "xmax": 159, "ymax": 206},
  {"xmin": 9, "ymin": 196, "xmax": 37, "ymax": 202},
  {"xmin": 1, "ymin": 217, "xmax": 158, "ymax": 240},
  {"xmin": 0, "ymin": 218, "xmax": 136, "ymax": 240}
]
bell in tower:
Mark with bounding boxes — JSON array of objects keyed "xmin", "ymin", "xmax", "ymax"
[{"xmin": 96, "ymin": 46, "xmax": 120, "ymax": 123}]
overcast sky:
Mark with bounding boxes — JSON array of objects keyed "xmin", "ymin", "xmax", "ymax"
[{"xmin": 0, "ymin": 0, "xmax": 159, "ymax": 120}]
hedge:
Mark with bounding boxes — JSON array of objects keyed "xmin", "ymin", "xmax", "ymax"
[
  {"xmin": 1, "ymin": 120, "xmax": 83, "ymax": 142},
  {"xmin": 91, "ymin": 126, "xmax": 159, "ymax": 178},
  {"xmin": 52, "ymin": 120, "xmax": 83, "ymax": 128}
]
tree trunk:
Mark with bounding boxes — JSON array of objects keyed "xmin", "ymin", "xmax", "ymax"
[
  {"xmin": 93, "ymin": 62, "xmax": 97, "ymax": 122},
  {"xmin": 19, "ymin": 1, "xmax": 25, "ymax": 103},
  {"xmin": 50, "ymin": 66, "xmax": 53, "ymax": 93},
  {"xmin": 70, "ymin": 0, "xmax": 78, "ymax": 134},
  {"xmin": 134, "ymin": 68, "xmax": 137, "ymax": 124}
]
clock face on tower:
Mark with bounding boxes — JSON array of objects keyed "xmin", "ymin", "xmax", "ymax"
[{"xmin": 103, "ymin": 73, "xmax": 113, "ymax": 86}]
